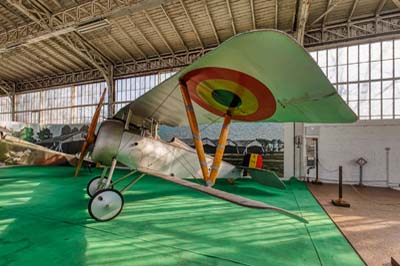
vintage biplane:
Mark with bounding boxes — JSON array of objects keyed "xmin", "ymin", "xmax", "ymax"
[{"xmin": 74, "ymin": 30, "xmax": 357, "ymax": 222}]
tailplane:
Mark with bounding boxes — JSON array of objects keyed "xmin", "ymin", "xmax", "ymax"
[{"xmin": 239, "ymin": 166, "xmax": 286, "ymax": 190}]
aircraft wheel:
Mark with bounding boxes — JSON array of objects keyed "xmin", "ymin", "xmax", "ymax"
[
  {"xmin": 87, "ymin": 176, "xmax": 113, "ymax": 197},
  {"xmin": 88, "ymin": 189, "xmax": 124, "ymax": 222}
]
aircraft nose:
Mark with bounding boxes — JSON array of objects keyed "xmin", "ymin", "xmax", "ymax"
[{"xmin": 91, "ymin": 120, "xmax": 125, "ymax": 165}]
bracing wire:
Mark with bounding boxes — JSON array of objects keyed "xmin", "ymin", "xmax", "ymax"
[{"xmin": 148, "ymin": 83, "xmax": 179, "ymax": 120}]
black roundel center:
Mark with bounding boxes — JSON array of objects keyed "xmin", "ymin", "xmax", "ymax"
[{"xmin": 211, "ymin": 90, "xmax": 242, "ymax": 108}]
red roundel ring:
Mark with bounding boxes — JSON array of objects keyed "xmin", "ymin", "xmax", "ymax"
[{"xmin": 182, "ymin": 67, "xmax": 276, "ymax": 121}]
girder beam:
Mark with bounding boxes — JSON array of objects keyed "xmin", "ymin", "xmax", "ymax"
[
  {"xmin": 1, "ymin": 0, "xmax": 168, "ymax": 54},
  {"xmin": 294, "ymin": 0, "xmax": 311, "ymax": 45},
  {"xmin": 305, "ymin": 13, "xmax": 400, "ymax": 46},
  {"xmin": 16, "ymin": 48, "xmax": 211, "ymax": 92},
  {"xmin": 7, "ymin": 0, "xmax": 116, "ymax": 115}
]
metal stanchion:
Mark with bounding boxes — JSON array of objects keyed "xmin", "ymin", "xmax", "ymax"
[
  {"xmin": 311, "ymin": 138, "xmax": 322, "ymax": 185},
  {"xmin": 331, "ymin": 166, "xmax": 350, "ymax": 207}
]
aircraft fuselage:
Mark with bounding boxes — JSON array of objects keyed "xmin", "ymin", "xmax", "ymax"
[{"xmin": 91, "ymin": 120, "xmax": 237, "ymax": 180}]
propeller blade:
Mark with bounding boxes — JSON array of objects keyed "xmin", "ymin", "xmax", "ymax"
[
  {"xmin": 74, "ymin": 141, "xmax": 89, "ymax": 177},
  {"xmin": 74, "ymin": 88, "xmax": 107, "ymax": 177}
]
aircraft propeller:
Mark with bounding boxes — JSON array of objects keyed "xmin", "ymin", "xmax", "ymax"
[{"xmin": 74, "ymin": 88, "xmax": 107, "ymax": 177}]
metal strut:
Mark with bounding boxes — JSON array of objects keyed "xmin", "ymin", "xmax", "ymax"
[{"xmin": 105, "ymin": 158, "xmax": 118, "ymax": 188}]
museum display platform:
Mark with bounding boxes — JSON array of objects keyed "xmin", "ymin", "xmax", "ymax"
[{"xmin": 0, "ymin": 166, "xmax": 364, "ymax": 266}]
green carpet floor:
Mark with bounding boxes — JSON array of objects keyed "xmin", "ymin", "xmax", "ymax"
[{"xmin": 0, "ymin": 166, "xmax": 364, "ymax": 266}]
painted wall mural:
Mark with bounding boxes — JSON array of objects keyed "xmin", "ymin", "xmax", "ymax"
[
  {"xmin": 0, "ymin": 121, "xmax": 88, "ymax": 153},
  {"xmin": 0, "ymin": 121, "xmax": 87, "ymax": 167},
  {"xmin": 0, "ymin": 121, "xmax": 284, "ymax": 175}
]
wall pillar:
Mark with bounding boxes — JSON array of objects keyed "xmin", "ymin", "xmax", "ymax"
[
  {"xmin": 283, "ymin": 123, "xmax": 294, "ymax": 178},
  {"xmin": 284, "ymin": 0, "xmax": 310, "ymax": 179},
  {"xmin": 10, "ymin": 85, "xmax": 16, "ymax": 121},
  {"xmin": 105, "ymin": 65, "xmax": 115, "ymax": 118}
]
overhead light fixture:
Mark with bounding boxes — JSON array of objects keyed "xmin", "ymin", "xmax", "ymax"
[{"xmin": 77, "ymin": 18, "xmax": 110, "ymax": 34}]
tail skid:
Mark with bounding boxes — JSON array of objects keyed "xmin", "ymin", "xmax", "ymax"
[{"xmin": 138, "ymin": 167, "xmax": 308, "ymax": 224}]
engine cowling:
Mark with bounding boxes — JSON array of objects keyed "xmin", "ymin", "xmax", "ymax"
[{"xmin": 91, "ymin": 119, "xmax": 124, "ymax": 165}]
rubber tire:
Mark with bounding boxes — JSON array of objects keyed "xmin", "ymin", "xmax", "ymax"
[
  {"xmin": 88, "ymin": 188, "xmax": 124, "ymax": 222},
  {"xmin": 86, "ymin": 176, "xmax": 113, "ymax": 197}
]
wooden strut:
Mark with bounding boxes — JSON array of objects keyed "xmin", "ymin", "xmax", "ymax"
[
  {"xmin": 179, "ymin": 80, "xmax": 233, "ymax": 186},
  {"xmin": 179, "ymin": 80, "xmax": 209, "ymax": 182},
  {"xmin": 208, "ymin": 113, "xmax": 232, "ymax": 185}
]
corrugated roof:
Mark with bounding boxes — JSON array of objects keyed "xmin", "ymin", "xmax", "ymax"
[{"xmin": 0, "ymin": 0, "xmax": 398, "ymax": 89}]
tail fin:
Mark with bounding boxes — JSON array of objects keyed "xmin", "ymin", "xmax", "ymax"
[{"xmin": 240, "ymin": 167, "xmax": 286, "ymax": 190}]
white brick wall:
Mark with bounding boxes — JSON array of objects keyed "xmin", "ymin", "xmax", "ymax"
[{"xmin": 305, "ymin": 120, "xmax": 400, "ymax": 187}]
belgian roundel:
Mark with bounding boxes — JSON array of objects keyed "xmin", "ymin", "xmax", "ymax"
[{"xmin": 182, "ymin": 67, "xmax": 276, "ymax": 121}]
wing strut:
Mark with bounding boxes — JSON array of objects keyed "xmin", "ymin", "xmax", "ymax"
[
  {"xmin": 179, "ymin": 80, "xmax": 233, "ymax": 186},
  {"xmin": 179, "ymin": 80, "xmax": 210, "ymax": 183},
  {"xmin": 208, "ymin": 114, "xmax": 231, "ymax": 185}
]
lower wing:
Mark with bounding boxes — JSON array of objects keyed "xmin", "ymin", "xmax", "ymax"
[{"xmin": 137, "ymin": 167, "xmax": 307, "ymax": 223}]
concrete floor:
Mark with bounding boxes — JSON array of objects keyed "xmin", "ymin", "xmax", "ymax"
[{"xmin": 308, "ymin": 183, "xmax": 400, "ymax": 266}]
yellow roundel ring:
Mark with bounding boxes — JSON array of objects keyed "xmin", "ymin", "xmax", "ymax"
[
  {"xmin": 196, "ymin": 79, "xmax": 259, "ymax": 116},
  {"xmin": 182, "ymin": 67, "xmax": 276, "ymax": 121}
]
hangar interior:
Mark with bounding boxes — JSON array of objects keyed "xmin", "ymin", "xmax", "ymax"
[{"xmin": 0, "ymin": 0, "xmax": 399, "ymax": 266}]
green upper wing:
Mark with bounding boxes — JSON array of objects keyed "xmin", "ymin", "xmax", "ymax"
[{"xmin": 115, "ymin": 30, "xmax": 357, "ymax": 126}]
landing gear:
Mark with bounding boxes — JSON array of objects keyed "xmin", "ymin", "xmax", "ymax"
[
  {"xmin": 86, "ymin": 176, "xmax": 113, "ymax": 197},
  {"xmin": 88, "ymin": 189, "xmax": 124, "ymax": 222},
  {"xmin": 86, "ymin": 161, "xmax": 146, "ymax": 221}
]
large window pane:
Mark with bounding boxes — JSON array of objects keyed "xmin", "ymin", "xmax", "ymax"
[
  {"xmin": 359, "ymin": 44, "xmax": 369, "ymax": 62},
  {"xmin": 359, "ymin": 100, "xmax": 369, "ymax": 118},
  {"xmin": 348, "ymin": 45, "xmax": 358, "ymax": 64},
  {"xmin": 371, "ymin": 42, "xmax": 381, "ymax": 61},
  {"xmin": 395, "ymin": 59, "xmax": 400, "ymax": 77},
  {"xmin": 383, "ymin": 81, "xmax": 393, "ymax": 99},
  {"xmin": 395, "ymin": 40, "xmax": 400, "ymax": 58},
  {"xmin": 382, "ymin": 60, "xmax": 393, "ymax": 78},
  {"xmin": 338, "ymin": 65, "xmax": 347, "ymax": 82},
  {"xmin": 328, "ymin": 49, "xmax": 337, "ymax": 66},
  {"xmin": 371, "ymin": 61, "xmax": 381, "ymax": 79},
  {"xmin": 338, "ymin": 84, "xmax": 348, "ymax": 102},
  {"xmin": 395, "ymin": 80, "xmax": 400, "ymax": 99},
  {"xmin": 395, "ymin": 99, "xmax": 400, "ymax": 118},
  {"xmin": 371, "ymin": 100, "xmax": 381, "ymax": 119},
  {"xmin": 359, "ymin": 81, "xmax": 369, "ymax": 118},
  {"xmin": 349, "ymin": 64, "xmax": 358, "ymax": 82},
  {"xmin": 0, "ymin": 96, "xmax": 12, "ymax": 122},
  {"xmin": 394, "ymin": 78, "xmax": 400, "ymax": 117},
  {"xmin": 318, "ymin": 50, "xmax": 327, "ymax": 67},
  {"xmin": 349, "ymin": 83, "xmax": 358, "ymax": 101},
  {"xmin": 338, "ymin": 47, "xmax": 347, "ymax": 65},
  {"xmin": 310, "ymin": 51, "xmax": 317, "ymax": 62},
  {"xmin": 328, "ymin": 67, "xmax": 337, "ymax": 83},
  {"xmin": 382, "ymin": 41, "xmax": 393, "ymax": 60},
  {"xmin": 359, "ymin": 62, "xmax": 369, "ymax": 80},
  {"xmin": 348, "ymin": 101, "xmax": 358, "ymax": 116},
  {"xmin": 383, "ymin": 99, "xmax": 393, "ymax": 118},
  {"xmin": 359, "ymin": 82, "xmax": 369, "ymax": 101},
  {"xmin": 371, "ymin": 82, "xmax": 382, "ymax": 100},
  {"xmin": 383, "ymin": 81, "xmax": 394, "ymax": 119}
]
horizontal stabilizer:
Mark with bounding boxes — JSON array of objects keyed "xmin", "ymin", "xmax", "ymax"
[
  {"xmin": 241, "ymin": 167, "xmax": 286, "ymax": 190},
  {"xmin": 138, "ymin": 167, "xmax": 308, "ymax": 223}
]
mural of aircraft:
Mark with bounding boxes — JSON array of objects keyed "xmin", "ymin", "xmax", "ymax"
[
  {"xmin": 74, "ymin": 30, "xmax": 357, "ymax": 222},
  {"xmin": 0, "ymin": 133, "xmax": 79, "ymax": 166}
]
